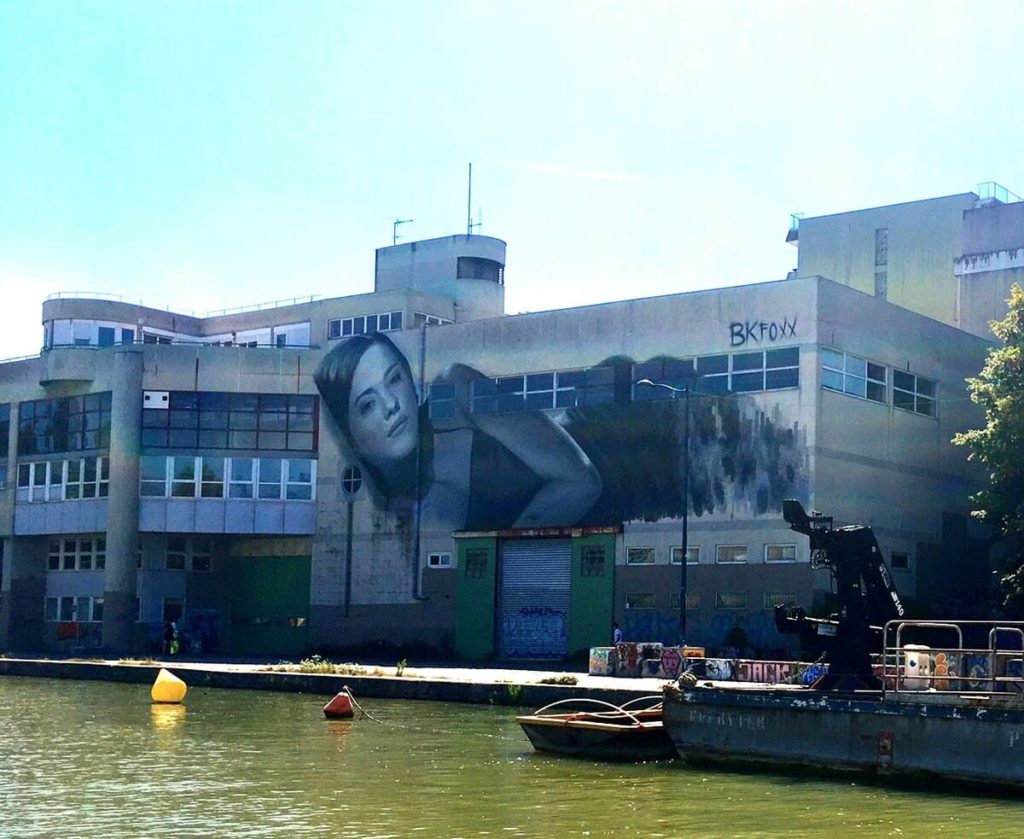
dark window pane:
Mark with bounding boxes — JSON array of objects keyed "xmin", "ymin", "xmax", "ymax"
[
  {"xmin": 496, "ymin": 394, "xmax": 524, "ymax": 412},
  {"xmin": 866, "ymin": 381, "xmax": 886, "ymax": 403},
  {"xmin": 557, "ymin": 371, "xmax": 585, "ymax": 388},
  {"xmin": 697, "ymin": 354, "xmax": 729, "ymax": 374},
  {"xmin": 893, "ymin": 370, "xmax": 914, "ymax": 392},
  {"xmin": 733, "ymin": 351, "xmax": 763, "ymax": 372},
  {"xmin": 525, "ymin": 372, "xmax": 553, "ymax": 391},
  {"xmin": 230, "ymin": 430, "xmax": 258, "ymax": 448},
  {"xmin": 766, "ymin": 347, "xmax": 799, "ymax": 368},
  {"xmin": 525, "ymin": 393, "xmax": 553, "ymax": 410},
  {"xmin": 472, "ymin": 378, "xmax": 497, "ymax": 396},
  {"xmin": 286, "ymin": 432, "xmax": 314, "ymax": 450},
  {"xmin": 765, "ymin": 368, "xmax": 799, "ymax": 389},
  {"xmin": 496, "ymin": 377, "xmax": 523, "ymax": 394},
  {"xmin": 917, "ymin": 378, "xmax": 936, "ymax": 397},
  {"xmin": 391, "ymin": 311, "xmax": 402, "ymax": 330},
  {"xmin": 169, "ymin": 429, "xmax": 198, "ymax": 448},
  {"xmin": 259, "ymin": 431, "xmax": 287, "ymax": 449},
  {"xmin": 142, "ymin": 428, "xmax": 169, "ymax": 447},
  {"xmin": 700, "ymin": 376, "xmax": 730, "ymax": 395},
  {"xmin": 893, "ymin": 389, "xmax": 915, "ymax": 410},
  {"xmin": 867, "ymin": 362, "xmax": 886, "ymax": 382},
  {"xmin": 169, "ymin": 392, "xmax": 198, "ymax": 410},
  {"xmin": 198, "ymin": 430, "xmax": 228, "ymax": 448},
  {"xmin": 732, "ymin": 371, "xmax": 764, "ymax": 392}
]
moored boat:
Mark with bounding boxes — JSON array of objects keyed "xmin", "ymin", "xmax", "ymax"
[
  {"xmin": 662, "ymin": 500, "xmax": 1024, "ymax": 790},
  {"xmin": 517, "ymin": 696, "xmax": 676, "ymax": 760},
  {"xmin": 663, "ymin": 620, "xmax": 1024, "ymax": 790}
]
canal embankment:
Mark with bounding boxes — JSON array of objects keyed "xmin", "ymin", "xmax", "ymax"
[{"xmin": 0, "ymin": 656, "xmax": 667, "ymax": 707}]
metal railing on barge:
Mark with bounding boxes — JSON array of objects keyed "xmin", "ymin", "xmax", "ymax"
[{"xmin": 878, "ymin": 619, "xmax": 1024, "ymax": 700}]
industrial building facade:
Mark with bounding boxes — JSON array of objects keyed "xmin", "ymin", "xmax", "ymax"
[{"xmin": 0, "ymin": 187, "xmax": 1018, "ymax": 659}]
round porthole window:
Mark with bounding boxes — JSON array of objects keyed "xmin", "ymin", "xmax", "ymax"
[{"xmin": 341, "ymin": 465, "xmax": 363, "ymax": 499}]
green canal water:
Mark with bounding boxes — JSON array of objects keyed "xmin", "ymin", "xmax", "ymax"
[{"xmin": 1, "ymin": 676, "xmax": 1020, "ymax": 838}]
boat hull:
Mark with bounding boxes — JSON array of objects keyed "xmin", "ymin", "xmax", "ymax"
[
  {"xmin": 663, "ymin": 683, "xmax": 1024, "ymax": 789},
  {"xmin": 518, "ymin": 717, "xmax": 676, "ymax": 761}
]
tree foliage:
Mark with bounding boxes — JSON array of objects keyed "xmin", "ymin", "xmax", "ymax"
[{"xmin": 954, "ymin": 283, "xmax": 1024, "ymax": 614}]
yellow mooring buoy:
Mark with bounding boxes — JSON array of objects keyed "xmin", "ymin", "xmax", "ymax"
[{"xmin": 151, "ymin": 668, "xmax": 187, "ymax": 704}]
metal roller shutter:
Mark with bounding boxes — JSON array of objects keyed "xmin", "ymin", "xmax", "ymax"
[{"xmin": 497, "ymin": 539, "xmax": 571, "ymax": 658}]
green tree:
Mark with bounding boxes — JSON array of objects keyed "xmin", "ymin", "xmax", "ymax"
[{"xmin": 955, "ymin": 283, "xmax": 1024, "ymax": 614}]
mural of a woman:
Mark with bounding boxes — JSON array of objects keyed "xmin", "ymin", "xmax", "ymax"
[{"xmin": 314, "ymin": 332, "xmax": 602, "ymax": 531}]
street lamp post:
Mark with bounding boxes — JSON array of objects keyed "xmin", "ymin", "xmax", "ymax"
[{"xmin": 636, "ymin": 377, "xmax": 692, "ymax": 647}]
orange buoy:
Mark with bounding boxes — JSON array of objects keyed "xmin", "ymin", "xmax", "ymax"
[
  {"xmin": 151, "ymin": 668, "xmax": 187, "ymax": 704},
  {"xmin": 323, "ymin": 690, "xmax": 354, "ymax": 719}
]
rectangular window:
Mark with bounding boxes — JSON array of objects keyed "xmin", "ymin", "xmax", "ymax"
[
  {"xmin": 626, "ymin": 547, "xmax": 656, "ymax": 565},
  {"xmin": 764, "ymin": 544, "xmax": 797, "ymax": 563},
  {"xmin": 45, "ymin": 536, "xmax": 105, "ymax": 571},
  {"xmin": 141, "ymin": 455, "xmax": 168, "ymax": 496},
  {"xmin": 229, "ymin": 457, "xmax": 255, "ymax": 498},
  {"xmin": 716, "ymin": 545, "xmax": 748, "ymax": 564},
  {"xmin": 328, "ymin": 311, "xmax": 403, "ymax": 340},
  {"xmin": 19, "ymin": 393, "xmax": 112, "ymax": 455},
  {"xmin": 669, "ymin": 592, "xmax": 700, "ymax": 610},
  {"xmin": 171, "ymin": 456, "xmax": 197, "ymax": 497},
  {"xmin": 580, "ymin": 545, "xmax": 606, "ymax": 577},
  {"xmin": 821, "ymin": 348, "xmax": 886, "ymax": 404},
  {"xmin": 763, "ymin": 592, "xmax": 797, "ymax": 609},
  {"xmin": 191, "ymin": 537, "xmax": 212, "ymax": 572},
  {"xmin": 258, "ymin": 458, "xmax": 282, "ymax": 499},
  {"xmin": 166, "ymin": 537, "xmax": 187, "ymax": 570},
  {"xmin": 715, "ymin": 592, "xmax": 747, "ymax": 610},
  {"xmin": 427, "ymin": 552, "xmax": 452, "ymax": 568},
  {"xmin": 427, "ymin": 383, "xmax": 455, "ymax": 420},
  {"xmin": 285, "ymin": 459, "xmax": 315, "ymax": 500},
  {"xmin": 200, "ymin": 457, "xmax": 225, "ymax": 498},
  {"xmin": 625, "ymin": 592, "xmax": 656, "ymax": 610},
  {"xmin": 891, "ymin": 552, "xmax": 910, "ymax": 571},
  {"xmin": 464, "ymin": 548, "xmax": 488, "ymax": 578},
  {"xmin": 893, "ymin": 371, "xmax": 936, "ymax": 417},
  {"xmin": 143, "ymin": 391, "xmax": 318, "ymax": 452},
  {"xmin": 671, "ymin": 546, "xmax": 700, "ymax": 565}
]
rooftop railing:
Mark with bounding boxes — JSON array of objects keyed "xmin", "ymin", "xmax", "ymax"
[
  {"xmin": 977, "ymin": 181, "xmax": 1022, "ymax": 204},
  {"xmin": 43, "ymin": 291, "xmax": 321, "ymax": 318}
]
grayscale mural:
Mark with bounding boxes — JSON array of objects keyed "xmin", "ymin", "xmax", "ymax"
[{"xmin": 314, "ymin": 332, "xmax": 807, "ymax": 531}]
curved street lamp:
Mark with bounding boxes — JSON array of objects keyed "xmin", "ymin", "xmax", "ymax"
[{"xmin": 635, "ymin": 377, "xmax": 691, "ymax": 646}]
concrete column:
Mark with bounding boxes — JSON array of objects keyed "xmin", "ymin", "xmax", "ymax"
[
  {"xmin": 0, "ymin": 402, "xmax": 20, "ymax": 651},
  {"xmin": 102, "ymin": 347, "xmax": 144, "ymax": 654}
]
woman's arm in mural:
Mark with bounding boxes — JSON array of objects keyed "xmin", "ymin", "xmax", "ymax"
[{"xmin": 471, "ymin": 411, "xmax": 602, "ymax": 527}]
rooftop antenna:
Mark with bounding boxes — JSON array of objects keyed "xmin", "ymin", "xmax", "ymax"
[
  {"xmin": 392, "ymin": 218, "xmax": 413, "ymax": 245},
  {"xmin": 466, "ymin": 163, "xmax": 481, "ymax": 235}
]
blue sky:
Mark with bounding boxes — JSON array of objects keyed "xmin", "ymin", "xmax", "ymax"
[{"xmin": 2, "ymin": 1, "xmax": 1023, "ymax": 358}]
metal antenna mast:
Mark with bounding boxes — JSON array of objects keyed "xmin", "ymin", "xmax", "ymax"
[
  {"xmin": 392, "ymin": 218, "xmax": 413, "ymax": 245},
  {"xmin": 467, "ymin": 163, "xmax": 481, "ymax": 235}
]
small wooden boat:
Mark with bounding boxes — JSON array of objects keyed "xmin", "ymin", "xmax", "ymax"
[{"xmin": 516, "ymin": 696, "xmax": 676, "ymax": 760}]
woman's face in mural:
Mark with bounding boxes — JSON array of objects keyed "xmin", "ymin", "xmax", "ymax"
[{"xmin": 347, "ymin": 342, "xmax": 419, "ymax": 466}]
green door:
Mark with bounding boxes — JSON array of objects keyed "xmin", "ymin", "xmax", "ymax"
[{"xmin": 229, "ymin": 555, "xmax": 311, "ymax": 657}]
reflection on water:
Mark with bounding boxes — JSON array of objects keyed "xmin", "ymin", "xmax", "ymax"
[
  {"xmin": 150, "ymin": 703, "xmax": 187, "ymax": 730},
  {"xmin": 0, "ymin": 675, "xmax": 1021, "ymax": 837}
]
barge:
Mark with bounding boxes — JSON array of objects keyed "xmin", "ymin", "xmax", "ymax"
[{"xmin": 663, "ymin": 501, "xmax": 1024, "ymax": 789}]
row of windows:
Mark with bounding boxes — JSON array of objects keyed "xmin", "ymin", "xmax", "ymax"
[
  {"xmin": 0, "ymin": 403, "xmax": 10, "ymax": 458},
  {"xmin": 328, "ymin": 311, "xmax": 403, "ymax": 340},
  {"xmin": 821, "ymin": 348, "xmax": 936, "ymax": 417},
  {"xmin": 625, "ymin": 544, "xmax": 797, "ymax": 565},
  {"xmin": 19, "ymin": 393, "xmax": 112, "ymax": 455},
  {"xmin": 45, "ymin": 595, "xmax": 104, "ymax": 622},
  {"xmin": 140, "ymin": 456, "xmax": 316, "ymax": 500},
  {"xmin": 142, "ymin": 391, "xmax": 317, "ymax": 452},
  {"xmin": 414, "ymin": 312, "xmax": 453, "ymax": 328},
  {"xmin": 429, "ymin": 348, "xmax": 801, "ymax": 419},
  {"xmin": 17, "ymin": 457, "xmax": 110, "ymax": 502},
  {"xmin": 625, "ymin": 592, "xmax": 798, "ymax": 611},
  {"xmin": 48, "ymin": 537, "xmax": 106, "ymax": 571}
]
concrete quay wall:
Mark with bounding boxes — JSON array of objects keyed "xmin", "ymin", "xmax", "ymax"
[{"xmin": 0, "ymin": 658, "xmax": 661, "ymax": 709}]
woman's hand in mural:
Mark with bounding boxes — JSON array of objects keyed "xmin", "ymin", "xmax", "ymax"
[{"xmin": 471, "ymin": 410, "xmax": 602, "ymax": 528}]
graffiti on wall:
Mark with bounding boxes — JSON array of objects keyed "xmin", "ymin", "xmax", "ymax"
[{"xmin": 313, "ymin": 332, "xmax": 809, "ymax": 532}]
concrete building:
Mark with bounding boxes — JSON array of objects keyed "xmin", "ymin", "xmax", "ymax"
[
  {"xmin": 0, "ymin": 193, "xmax": 1009, "ymax": 660},
  {"xmin": 791, "ymin": 181, "xmax": 1024, "ymax": 338}
]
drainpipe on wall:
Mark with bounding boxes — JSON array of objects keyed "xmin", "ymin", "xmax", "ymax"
[{"xmin": 412, "ymin": 320, "xmax": 429, "ymax": 601}]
